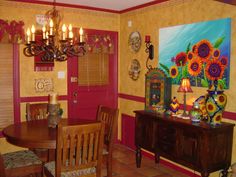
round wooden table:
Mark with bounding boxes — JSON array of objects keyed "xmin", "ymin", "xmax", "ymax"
[{"xmin": 3, "ymin": 119, "xmax": 97, "ymax": 149}]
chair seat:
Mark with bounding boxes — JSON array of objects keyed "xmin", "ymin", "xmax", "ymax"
[
  {"xmin": 44, "ymin": 161, "xmax": 96, "ymax": 177},
  {"xmin": 3, "ymin": 150, "xmax": 42, "ymax": 169}
]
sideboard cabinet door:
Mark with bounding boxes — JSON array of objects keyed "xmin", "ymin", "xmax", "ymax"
[
  {"xmin": 178, "ymin": 128, "xmax": 200, "ymax": 168},
  {"xmin": 135, "ymin": 113, "xmax": 157, "ymax": 152}
]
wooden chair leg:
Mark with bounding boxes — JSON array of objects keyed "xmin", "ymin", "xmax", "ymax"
[{"xmin": 107, "ymin": 154, "xmax": 112, "ymax": 177}]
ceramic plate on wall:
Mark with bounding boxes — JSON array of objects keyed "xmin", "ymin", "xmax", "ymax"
[
  {"xmin": 128, "ymin": 59, "xmax": 141, "ymax": 80},
  {"xmin": 128, "ymin": 31, "xmax": 141, "ymax": 53}
]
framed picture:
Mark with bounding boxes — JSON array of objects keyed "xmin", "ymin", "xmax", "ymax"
[{"xmin": 145, "ymin": 68, "xmax": 172, "ymax": 112}]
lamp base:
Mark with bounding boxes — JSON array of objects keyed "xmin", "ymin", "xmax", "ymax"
[{"xmin": 180, "ymin": 112, "xmax": 190, "ymax": 119}]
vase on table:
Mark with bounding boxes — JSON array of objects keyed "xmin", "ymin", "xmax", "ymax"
[{"xmin": 205, "ymin": 80, "xmax": 227, "ymax": 125}]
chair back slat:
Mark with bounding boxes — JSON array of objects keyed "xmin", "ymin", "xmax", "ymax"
[
  {"xmin": 56, "ymin": 122, "xmax": 105, "ymax": 177},
  {"xmin": 96, "ymin": 105, "xmax": 119, "ymax": 147}
]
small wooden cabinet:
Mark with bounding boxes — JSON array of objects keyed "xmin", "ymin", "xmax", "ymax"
[{"xmin": 134, "ymin": 110, "xmax": 235, "ymax": 177}]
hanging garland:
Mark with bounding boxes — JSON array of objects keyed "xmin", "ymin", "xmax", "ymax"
[{"xmin": 0, "ymin": 19, "xmax": 25, "ymax": 43}]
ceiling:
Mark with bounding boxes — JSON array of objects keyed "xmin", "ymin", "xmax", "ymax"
[
  {"xmin": 13, "ymin": 0, "xmax": 236, "ymax": 13},
  {"xmin": 16, "ymin": 0, "xmax": 167, "ymax": 12},
  {"xmin": 40, "ymin": 0, "xmax": 156, "ymax": 11}
]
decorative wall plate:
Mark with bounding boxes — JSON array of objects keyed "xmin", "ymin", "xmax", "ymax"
[
  {"xmin": 35, "ymin": 78, "xmax": 54, "ymax": 92},
  {"xmin": 128, "ymin": 31, "xmax": 141, "ymax": 53},
  {"xmin": 128, "ymin": 59, "xmax": 141, "ymax": 80}
]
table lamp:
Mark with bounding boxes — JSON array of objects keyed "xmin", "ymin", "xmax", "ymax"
[{"xmin": 177, "ymin": 78, "xmax": 193, "ymax": 118}]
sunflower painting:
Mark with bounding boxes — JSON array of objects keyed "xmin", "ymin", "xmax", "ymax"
[{"xmin": 158, "ymin": 18, "xmax": 231, "ymax": 89}]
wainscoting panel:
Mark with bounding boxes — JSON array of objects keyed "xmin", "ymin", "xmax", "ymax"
[{"xmin": 121, "ymin": 114, "xmax": 135, "ymax": 150}]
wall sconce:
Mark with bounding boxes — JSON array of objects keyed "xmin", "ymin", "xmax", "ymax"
[
  {"xmin": 145, "ymin": 35, "xmax": 154, "ymax": 69},
  {"xmin": 145, "ymin": 35, "xmax": 154, "ymax": 60}
]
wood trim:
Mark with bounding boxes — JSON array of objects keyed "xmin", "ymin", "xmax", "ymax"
[
  {"xmin": 13, "ymin": 44, "xmax": 21, "ymax": 123},
  {"xmin": 118, "ymin": 93, "xmax": 145, "ymax": 103},
  {"xmin": 20, "ymin": 95, "xmax": 68, "ymax": 102},
  {"xmin": 118, "ymin": 93, "xmax": 236, "ymax": 121}
]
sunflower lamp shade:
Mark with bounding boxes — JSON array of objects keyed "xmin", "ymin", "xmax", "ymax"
[{"xmin": 177, "ymin": 78, "xmax": 193, "ymax": 119}]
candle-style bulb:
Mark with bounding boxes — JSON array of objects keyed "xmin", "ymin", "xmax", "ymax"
[
  {"xmin": 27, "ymin": 28, "xmax": 31, "ymax": 36},
  {"xmin": 62, "ymin": 24, "xmax": 66, "ymax": 32},
  {"xmin": 31, "ymin": 25, "xmax": 35, "ymax": 41},
  {"xmin": 42, "ymin": 26, "xmax": 46, "ymax": 32},
  {"xmin": 31, "ymin": 25, "xmax": 35, "ymax": 33},
  {"xmin": 68, "ymin": 24, "xmax": 72, "ymax": 31},
  {"xmin": 26, "ymin": 28, "xmax": 31, "ymax": 44},
  {"xmin": 49, "ymin": 19, "xmax": 53, "ymax": 27},
  {"xmin": 42, "ymin": 26, "xmax": 46, "ymax": 39},
  {"xmin": 79, "ymin": 27, "xmax": 83, "ymax": 35},
  {"xmin": 79, "ymin": 27, "xmax": 83, "ymax": 43}
]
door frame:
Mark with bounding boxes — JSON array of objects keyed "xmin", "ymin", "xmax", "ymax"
[{"xmin": 67, "ymin": 29, "xmax": 118, "ymax": 119}]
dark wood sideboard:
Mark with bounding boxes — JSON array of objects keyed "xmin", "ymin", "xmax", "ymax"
[{"xmin": 134, "ymin": 110, "xmax": 235, "ymax": 177}]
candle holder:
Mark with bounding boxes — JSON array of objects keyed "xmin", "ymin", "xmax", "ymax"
[
  {"xmin": 145, "ymin": 35, "xmax": 154, "ymax": 70},
  {"xmin": 47, "ymin": 103, "xmax": 60, "ymax": 128}
]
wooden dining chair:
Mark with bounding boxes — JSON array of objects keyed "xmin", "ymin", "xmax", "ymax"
[
  {"xmin": 0, "ymin": 150, "xmax": 43, "ymax": 177},
  {"xmin": 44, "ymin": 122, "xmax": 105, "ymax": 177},
  {"xmin": 26, "ymin": 102, "xmax": 49, "ymax": 162},
  {"xmin": 96, "ymin": 105, "xmax": 119, "ymax": 177}
]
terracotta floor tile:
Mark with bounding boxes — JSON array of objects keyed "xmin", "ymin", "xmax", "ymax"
[{"xmin": 102, "ymin": 144, "xmax": 189, "ymax": 177}]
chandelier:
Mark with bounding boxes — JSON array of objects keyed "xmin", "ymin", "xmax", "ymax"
[{"xmin": 23, "ymin": 0, "xmax": 85, "ymax": 62}]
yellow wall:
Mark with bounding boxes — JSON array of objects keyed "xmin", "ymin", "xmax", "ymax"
[
  {"xmin": 0, "ymin": 0, "xmax": 236, "ymax": 176},
  {"xmin": 0, "ymin": 0, "xmax": 119, "ymax": 120},
  {"xmin": 119, "ymin": 0, "xmax": 236, "ymax": 176}
]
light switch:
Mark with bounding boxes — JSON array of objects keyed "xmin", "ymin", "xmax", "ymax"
[
  {"xmin": 128, "ymin": 20, "xmax": 132, "ymax": 27},
  {"xmin": 58, "ymin": 71, "xmax": 65, "ymax": 79}
]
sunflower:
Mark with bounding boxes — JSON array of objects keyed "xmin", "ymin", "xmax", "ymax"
[
  {"xmin": 169, "ymin": 66, "xmax": 179, "ymax": 78},
  {"xmin": 188, "ymin": 58, "xmax": 202, "ymax": 76},
  {"xmin": 220, "ymin": 56, "xmax": 228, "ymax": 67},
  {"xmin": 175, "ymin": 52, "xmax": 187, "ymax": 66},
  {"xmin": 187, "ymin": 51, "xmax": 194, "ymax": 61},
  {"xmin": 216, "ymin": 94, "xmax": 227, "ymax": 107},
  {"xmin": 205, "ymin": 59, "xmax": 224, "ymax": 81},
  {"xmin": 206, "ymin": 99, "xmax": 218, "ymax": 115},
  {"xmin": 195, "ymin": 39, "xmax": 213, "ymax": 62},
  {"xmin": 213, "ymin": 112, "xmax": 222, "ymax": 123},
  {"xmin": 213, "ymin": 49, "xmax": 220, "ymax": 59}
]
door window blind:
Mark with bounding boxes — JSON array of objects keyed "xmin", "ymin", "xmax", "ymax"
[
  {"xmin": 78, "ymin": 53, "xmax": 109, "ymax": 86},
  {"xmin": 0, "ymin": 44, "xmax": 14, "ymax": 130}
]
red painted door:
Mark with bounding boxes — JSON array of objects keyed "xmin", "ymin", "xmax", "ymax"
[{"xmin": 67, "ymin": 29, "xmax": 118, "ymax": 120}]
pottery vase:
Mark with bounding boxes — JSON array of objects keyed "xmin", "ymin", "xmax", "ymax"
[
  {"xmin": 189, "ymin": 102, "xmax": 203, "ymax": 123},
  {"xmin": 47, "ymin": 103, "xmax": 60, "ymax": 128},
  {"xmin": 205, "ymin": 80, "xmax": 227, "ymax": 125}
]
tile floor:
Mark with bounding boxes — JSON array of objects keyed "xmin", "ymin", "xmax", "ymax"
[{"xmin": 102, "ymin": 144, "xmax": 189, "ymax": 177}]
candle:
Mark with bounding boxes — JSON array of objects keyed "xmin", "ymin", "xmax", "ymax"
[
  {"xmin": 42, "ymin": 26, "xmax": 46, "ymax": 39},
  {"xmin": 46, "ymin": 32, "xmax": 49, "ymax": 45},
  {"xmin": 145, "ymin": 35, "xmax": 150, "ymax": 43},
  {"xmin": 26, "ymin": 28, "xmax": 31, "ymax": 44},
  {"xmin": 49, "ymin": 93, "xmax": 58, "ymax": 104},
  {"xmin": 62, "ymin": 24, "xmax": 66, "ymax": 40},
  {"xmin": 79, "ymin": 27, "xmax": 83, "ymax": 43},
  {"xmin": 69, "ymin": 31, "xmax": 73, "ymax": 39},
  {"xmin": 31, "ymin": 25, "xmax": 35, "ymax": 41},
  {"xmin": 49, "ymin": 19, "xmax": 53, "ymax": 35}
]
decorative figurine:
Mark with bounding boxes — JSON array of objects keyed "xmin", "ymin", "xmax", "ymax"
[
  {"xmin": 169, "ymin": 97, "xmax": 180, "ymax": 114},
  {"xmin": 189, "ymin": 102, "xmax": 203, "ymax": 123}
]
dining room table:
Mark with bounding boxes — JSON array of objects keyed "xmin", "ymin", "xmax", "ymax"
[{"xmin": 2, "ymin": 118, "xmax": 98, "ymax": 150}]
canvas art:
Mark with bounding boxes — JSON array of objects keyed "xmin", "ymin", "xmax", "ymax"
[{"xmin": 158, "ymin": 18, "xmax": 231, "ymax": 89}]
